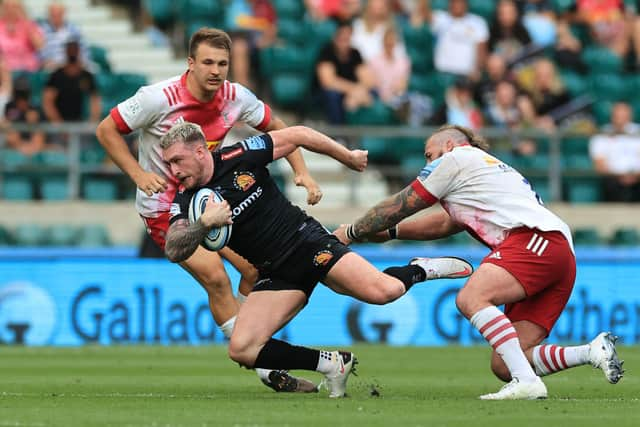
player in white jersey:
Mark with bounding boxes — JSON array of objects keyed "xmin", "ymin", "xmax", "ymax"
[
  {"xmin": 335, "ymin": 124, "xmax": 624, "ymax": 400},
  {"xmin": 95, "ymin": 28, "xmax": 320, "ymax": 392}
]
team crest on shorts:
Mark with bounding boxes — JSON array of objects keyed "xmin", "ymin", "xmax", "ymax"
[
  {"xmin": 233, "ymin": 171, "xmax": 256, "ymax": 191},
  {"xmin": 313, "ymin": 250, "xmax": 334, "ymax": 267}
]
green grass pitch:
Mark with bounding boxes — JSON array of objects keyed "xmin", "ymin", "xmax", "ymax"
[{"xmin": 1, "ymin": 345, "xmax": 638, "ymax": 427}]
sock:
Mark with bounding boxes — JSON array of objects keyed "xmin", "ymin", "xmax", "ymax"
[
  {"xmin": 383, "ymin": 265, "xmax": 425, "ymax": 291},
  {"xmin": 219, "ymin": 316, "xmax": 236, "ymax": 339},
  {"xmin": 253, "ymin": 338, "xmax": 320, "ymax": 371},
  {"xmin": 532, "ymin": 344, "xmax": 590, "ymax": 376},
  {"xmin": 236, "ymin": 292, "xmax": 248, "ymax": 305},
  {"xmin": 316, "ymin": 350, "xmax": 339, "ymax": 375},
  {"xmin": 255, "ymin": 368, "xmax": 271, "ymax": 382},
  {"xmin": 470, "ymin": 306, "xmax": 537, "ymax": 381}
]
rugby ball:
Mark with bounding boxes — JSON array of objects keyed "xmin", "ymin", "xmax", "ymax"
[{"xmin": 188, "ymin": 188, "xmax": 232, "ymax": 251}]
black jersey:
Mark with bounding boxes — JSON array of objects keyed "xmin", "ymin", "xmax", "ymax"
[{"xmin": 170, "ymin": 134, "xmax": 310, "ymax": 269}]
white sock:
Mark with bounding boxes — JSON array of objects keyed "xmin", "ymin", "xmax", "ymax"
[
  {"xmin": 236, "ymin": 292, "xmax": 247, "ymax": 305},
  {"xmin": 316, "ymin": 350, "xmax": 336, "ymax": 375},
  {"xmin": 219, "ymin": 316, "xmax": 236, "ymax": 339},
  {"xmin": 255, "ymin": 368, "xmax": 271, "ymax": 382},
  {"xmin": 532, "ymin": 344, "xmax": 590, "ymax": 376},
  {"xmin": 470, "ymin": 306, "xmax": 537, "ymax": 381}
]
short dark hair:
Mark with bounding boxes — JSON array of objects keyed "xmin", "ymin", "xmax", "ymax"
[{"xmin": 188, "ymin": 27, "xmax": 232, "ymax": 58}]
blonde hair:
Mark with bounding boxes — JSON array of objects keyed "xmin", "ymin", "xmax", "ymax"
[{"xmin": 160, "ymin": 122, "xmax": 207, "ymax": 150}]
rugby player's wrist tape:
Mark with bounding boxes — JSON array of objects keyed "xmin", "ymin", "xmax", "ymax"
[{"xmin": 346, "ymin": 224, "xmax": 360, "ymax": 242}]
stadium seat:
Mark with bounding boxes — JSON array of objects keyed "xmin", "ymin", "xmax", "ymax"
[
  {"xmin": 0, "ymin": 149, "xmax": 30, "ymax": 169},
  {"xmin": 278, "ymin": 19, "xmax": 307, "ymax": 45},
  {"xmin": 0, "ymin": 224, "xmax": 12, "ymax": 245},
  {"xmin": 82, "ymin": 178, "xmax": 119, "ymax": 201},
  {"xmin": 265, "ymin": 44, "xmax": 315, "ymax": 74},
  {"xmin": 179, "ymin": 0, "xmax": 223, "ymax": 22},
  {"xmin": 592, "ymin": 100, "xmax": 614, "ymax": 126},
  {"xmin": 360, "ymin": 137, "xmax": 397, "ymax": 164},
  {"xmin": 560, "ymin": 71, "xmax": 587, "ymax": 97},
  {"xmin": 582, "ymin": 46, "xmax": 624, "ymax": 74},
  {"xmin": 564, "ymin": 176, "xmax": 601, "ymax": 203},
  {"xmin": 407, "ymin": 46, "xmax": 434, "ymax": 74},
  {"xmin": 609, "ymin": 227, "xmax": 640, "ymax": 246},
  {"xmin": 13, "ymin": 224, "xmax": 47, "ymax": 246},
  {"xmin": 527, "ymin": 177, "xmax": 550, "ymax": 202},
  {"xmin": 431, "ymin": 0, "xmax": 448, "ymax": 10},
  {"xmin": 468, "ymin": 0, "xmax": 495, "ymax": 21},
  {"xmin": 401, "ymin": 22, "xmax": 433, "ymax": 50},
  {"xmin": 270, "ymin": 73, "xmax": 310, "ymax": 109},
  {"xmin": 573, "ymin": 227, "xmax": 602, "ymax": 246},
  {"xmin": 40, "ymin": 176, "xmax": 69, "ymax": 201},
  {"xmin": 89, "ymin": 45, "xmax": 112, "ymax": 73},
  {"xmin": 2, "ymin": 176, "xmax": 34, "ymax": 200},
  {"xmin": 273, "ymin": 0, "xmax": 305, "ymax": 20},
  {"xmin": 143, "ymin": 0, "xmax": 175, "ymax": 27},
  {"xmin": 48, "ymin": 224, "xmax": 78, "ymax": 246},
  {"xmin": 552, "ymin": 0, "xmax": 575, "ymax": 13},
  {"xmin": 77, "ymin": 224, "xmax": 111, "ymax": 247},
  {"xmin": 346, "ymin": 100, "xmax": 396, "ymax": 126},
  {"xmin": 588, "ymin": 74, "xmax": 627, "ymax": 101},
  {"xmin": 34, "ymin": 150, "xmax": 68, "ymax": 168},
  {"xmin": 307, "ymin": 18, "xmax": 337, "ymax": 46}
]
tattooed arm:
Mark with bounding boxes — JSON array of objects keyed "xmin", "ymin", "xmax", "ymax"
[
  {"xmin": 165, "ymin": 218, "xmax": 211, "ymax": 263},
  {"xmin": 165, "ymin": 198, "xmax": 233, "ymax": 263}
]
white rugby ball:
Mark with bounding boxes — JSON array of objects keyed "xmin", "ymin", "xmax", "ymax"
[{"xmin": 188, "ymin": 188, "xmax": 232, "ymax": 251}]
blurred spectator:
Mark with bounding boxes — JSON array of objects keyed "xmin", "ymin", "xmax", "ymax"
[
  {"xmin": 0, "ymin": 0, "xmax": 44, "ymax": 72},
  {"xmin": 39, "ymin": 2, "xmax": 91, "ymax": 71},
  {"xmin": 566, "ymin": 0, "xmax": 631, "ymax": 57},
  {"xmin": 42, "ymin": 40, "xmax": 101, "ymax": 124},
  {"xmin": 368, "ymin": 26, "xmax": 431, "ymax": 125},
  {"xmin": 422, "ymin": 0, "xmax": 489, "ymax": 79},
  {"xmin": 351, "ymin": 0, "xmax": 404, "ymax": 62},
  {"xmin": 517, "ymin": 58, "xmax": 572, "ymax": 131},
  {"xmin": 315, "ymin": 20, "xmax": 375, "ymax": 124},
  {"xmin": 226, "ymin": 0, "xmax": 278, "ymax": 90},
  {"xmin": 4, "ymin": 76, "xmax": 47, "ymax": 155},
  {"xmin": 489, "ymin": 0, "xmax": 532, "ymax": 62},
  {"xmin": 589, "ymin": 102, "xmax": 640, "ymax": 202},
  {"xmin": 305, "ymin": 0, "xmax": 362, "ymax": 21},
  {"xmin": 519, "ymin": 0, "xmax": 558, "ymax": 47},
  {"xmin": 430, "ymin": 77, "xmax": 484, "ymax": 129},
  {"xmin": 0, "ymin": 57, "xmax": 11, "ymax": 123},
  {"xmin": 473, "ymin": 52, "xmax": 512, "ymax": 109}
]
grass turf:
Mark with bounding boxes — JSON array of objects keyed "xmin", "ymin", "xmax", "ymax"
[{"xmin": 0, "ymin": 345, "xmax": 637, "ymax": 427}]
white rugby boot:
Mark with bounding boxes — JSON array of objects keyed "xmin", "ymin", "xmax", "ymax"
[
  {"xmin": 479, "ymin": 377, "xmax": 547, "ymax": 400},
  {"xmin": 324, "ymin": 351, "xmax": 357, "ymax": 398},
  {"xmin": 410, "ymin": 257, "xmax": 473, "ymax": 280},
  {"xmin": 589, "ymin": 332, "xmax": 624, "ymax": 384}
]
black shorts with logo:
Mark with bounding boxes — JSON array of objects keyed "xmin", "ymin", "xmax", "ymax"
[{"xmin": 252, "ymin": 218, "xmax": 351, "ymax": 299}]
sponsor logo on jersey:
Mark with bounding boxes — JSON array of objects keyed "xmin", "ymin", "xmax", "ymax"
[
  {"xmin": 313, "ymin": 250, "xmax": 334, "ymax": 267},
  {"xmin": 221, "ymin": 147, "xmax": 244, "ymax": 160},
  {"xmin": 123, "ymin": 97, "xmax": 142, "ymax": 117},
  {"xmin": 231, "ymin": 187, "xmax": 263, "ymax": 218},
  {"xmin": 488, "ymin": 251, "xmax": 502, "ymax": 260},
  {"xmin": 206, "ymin": 140, "xmax": 221, "ymax": 151},
  {"xmin": 418, "ymin": 157, "xmax": 442, "ymax": 178},
  {"xmin": 233, "ymin": 171, "xmax": 256, "ymax": 191},
  {"xmin": 222, "ymin": 111, "xmax": 232, "ymax": 128},
  {"xmin": 483, "ymin": 155, "xmax": 500, "ymax": 165},
  {"xmin": 243, "ymin": 135, "xmax": 266, "ymax": 150}
]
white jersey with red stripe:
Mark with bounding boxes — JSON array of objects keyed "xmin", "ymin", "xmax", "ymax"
[
  {"xmin": 412, "ymin": 145, "xmax": 573, "ymax": 250},
  {"xmin": 110, "ymin": 72, "xmax": 272, "ymax": 217}
]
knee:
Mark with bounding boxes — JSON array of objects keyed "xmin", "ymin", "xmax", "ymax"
[
  {"xmin": 364, "ymin": 280, "xmax": 404, "ymax": 305},
  {"xmin": 228, "ymin": 334, "xmax": 258, "ymax": 368}
]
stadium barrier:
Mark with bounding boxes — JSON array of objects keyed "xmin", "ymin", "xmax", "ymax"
[{"xmin": 1, "ymin": 245, "xmax": 638, "ymax": 346}]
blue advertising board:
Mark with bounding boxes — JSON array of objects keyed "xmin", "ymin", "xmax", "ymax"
[{"xmin": 0, "ymin": 246, "xmax": 638, "ymax": 346}]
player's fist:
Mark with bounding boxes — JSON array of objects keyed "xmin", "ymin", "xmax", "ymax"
[
  {"xmin": 347, "ymin": 149, "xmax": 368, "ymax": 172},
  {"xmin": 294, "ymin": 173, "xmax": 323, "ymax": 205},
  {"xmin": 202, "ymin": 197, "xmax": 233, "ymax": 228}
]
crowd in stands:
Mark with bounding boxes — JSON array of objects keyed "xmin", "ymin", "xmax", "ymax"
[{"xmin": 2, "ymin": 0, "xmax": 640, "ymax": 204}]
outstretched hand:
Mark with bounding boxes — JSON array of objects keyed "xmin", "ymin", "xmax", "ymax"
[
  {"xmin": 134, "ymin": 171, "xmax": 168, "ymax": 197},
  {"xmin": 347, "ymin": 149, "xmax": 368, "ymax": 172},
  {"xmin": 295, "ymin": 173, "xmax": 323, "ymax": 205}
]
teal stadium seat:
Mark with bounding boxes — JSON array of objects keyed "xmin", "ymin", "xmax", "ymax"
[
  {"xmin": 77, "ymin": 224, "xmax": 111, "ymax": 247},
  {"xmin": 143, "ymin": 0, "xmax": 175, "ymax": 27},
  {"xmin": 360, "ymin": 137, "xmax": 397, "ymax": 164},
  {"xmin": 278, "ymin": 19, "xmax": 307, "ymax": 45},
  {"xmin": 2, "ymin": 176, "xmax": 34, "ymax": 200},
  {"xmin": 582, "ymin": 46, "xmax": 623, "ymax": 74},
  {"xmin": 89, "ymin": 45, "xmax": 111, "ymax": 73},
  {"xmin": 592, "ymin": 101, "xmax": 614, "ymax": 126},
  {"xmin": 13, "ymin": 224, "xmax": 48, "ymax": 246},
  {"xmin": 82, "ymin": 178, "xmax": 119, "ymax": 201},
  {"xmin": 40, "ymin": 177, "xmax": 69, "ymax": 200},
  {"xmin": 468, "ymin": 0, "xmax": 495, "ymax": 21},
  {"xmin": 346, "ymin": 100, "xmax": 396, "ymax": 125},
  {"xmin": 572, "ymin": 227, "xmax": 602, "ymax": 246},
  {"xmin": 564, "ymin": 176, "xmax": 601, "ymax": 203},
  {"xmin": 609, "ymin": 227, "xmax": 640, "ymax": 246},
  {"xmin": 273, "ymin": 0, "xmax": 305, "ymax": 20},
  {"xmin": 270, "ymin": 73, "xmax": 310, "ymax": 109},
  {"xmin": 588, "ymin": 74, "xmax": 627, "ymax": 102},
  {"xmin": 1, "ymin": 149, "xmax": 30, "ymax": 169},
  {"xmin": 560, "ymin": 71, "xmax": 587, "ymax": 97},
  {"xmin": 48, "ymin": 224, "xmax": 78, "ymax": 246}
]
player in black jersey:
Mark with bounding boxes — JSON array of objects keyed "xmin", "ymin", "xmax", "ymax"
[{"xmin": 161, "ymin": 122, "xmax": 473, "ymax": 398}]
